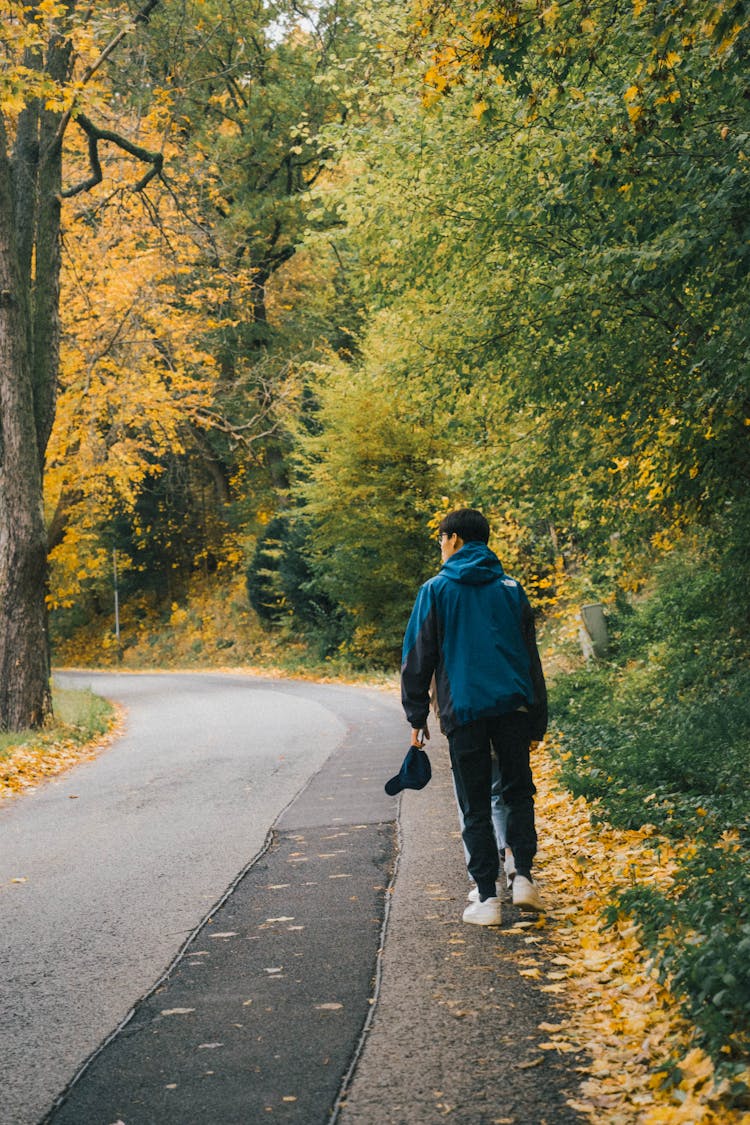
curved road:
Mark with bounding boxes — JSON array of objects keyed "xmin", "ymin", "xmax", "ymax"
[{"xmin": 0, "ymin": 671, "xmax": 403, "ymax": 1125}]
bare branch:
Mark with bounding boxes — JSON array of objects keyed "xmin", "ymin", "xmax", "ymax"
[{"xmin": 61, "ymin": 113, "xmax": 163, "ymax": 198}]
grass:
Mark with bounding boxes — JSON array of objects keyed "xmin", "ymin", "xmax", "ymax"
[{"xmin": 0, "ymin": 684, "xmax": 115, "ymax": 797}]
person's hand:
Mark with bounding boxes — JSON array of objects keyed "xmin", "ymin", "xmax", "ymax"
[{"xmin": 411, "ymin": 724, "xmax": 430, "ymax": 747}]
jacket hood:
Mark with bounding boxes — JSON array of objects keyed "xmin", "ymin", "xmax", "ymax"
[{"xmin": 441, "ymin": 540, "xmax": 505, "ymax": 586}]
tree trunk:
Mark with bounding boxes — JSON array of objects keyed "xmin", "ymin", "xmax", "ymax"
[
  {"xmin": 0, "ymin": 9, "xmax": 73, "ymax": 730},
  {"xmin": 32, "ymin": 31, "xmax": 71, "ymax": 462},
  {"xmin": 0, "ymin": 3, "xmax": 158, "ymax": 729},
  {"xmin": 0, "ymin": 118, "xmax": 52, "ymax": 730}
]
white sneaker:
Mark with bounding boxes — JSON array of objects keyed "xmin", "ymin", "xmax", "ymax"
[
  {"xmin": 512, "ymin": 875, "xmax": 543, "ymax": 912},
  {"xmin": 504, "ymin": 848, "xmax": 516, "ymax": 888},
  {"xmin": 463, "ymin": 896, "xmax": 502, "ymax": 926}
]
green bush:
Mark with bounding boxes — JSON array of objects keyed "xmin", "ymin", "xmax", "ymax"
[
  {"xmin": 551, "ymin": 526, "xmax": 750, "ymax": 1068},
  {"xmin": 553, "ymin": 539, "xmax": 750, "ymax": 834},
  {"xmin": 613, "ymin": 844, "xmax": 750, "ymax": 1069}
]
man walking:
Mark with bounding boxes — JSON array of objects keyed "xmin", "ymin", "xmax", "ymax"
[{"xmin": 401, "ymin": 509, "xmax": 548, "ymax": 925}]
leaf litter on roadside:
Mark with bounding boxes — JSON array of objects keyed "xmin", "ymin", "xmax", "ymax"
[{"xmin": 528, "ymin": 737, "xmax": 750, "ymax": 1123}]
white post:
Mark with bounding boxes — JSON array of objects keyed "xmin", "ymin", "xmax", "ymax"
[
  {"xmin": 113, "ymin": 549, "xmax": 122, "ymax": 660},
  {"xmin": 580, "ymin": 603, "xmax": 610, "ymax": 660}
]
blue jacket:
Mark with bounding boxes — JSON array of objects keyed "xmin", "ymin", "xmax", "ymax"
[{"xmin": 401, "ymin": 541, "xmax": 548, "ymax": 738}]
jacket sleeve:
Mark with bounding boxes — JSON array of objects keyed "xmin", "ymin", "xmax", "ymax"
[
  {"xmin": 522, "ymin": 597, "xmax": 548, "ymax": 741},
  {"xmin": 401, "ymin": 583, "xmax": 439, "ymax": 730}
]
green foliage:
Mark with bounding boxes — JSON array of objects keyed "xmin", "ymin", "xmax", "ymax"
[
  {"xmin": 47, "ymin": 0, "xmax": 367, "ymax": 640},
  {"xmin": 552, "ymin": 518, "xmax": 750, "ymax": 832},
  {"xmin": 297, "ymin": 0, "xmax": 750, "ymax": 597},
  {"xmin": 51, "ymin": 572, "xmax": 396, "ymax": 685},
  {"xmin": 246, "ymin": 517, "xmax": 290, "ymax": 625},
  {"xmin": 551, "ymin": 514, "xmax": 750, "ymax": 1065},
  {"xmin": 142, "ymin": 0, "xmax": 364, "ymax": 416},
  {"xmin": 292, "ymin": 358, "xmax": 444, "ymax": 664},
  {"xmin": 110, "ymin": 456, "xmax": 231, "ymax": 601},
  {"xmin": 614, "ymin": 847, "xmax": 750, "ymax": 1068},
  {"xmin": 246, "ymin": 514, "xmax": 347, "ymax": 654},
  {"xmin": 49, "ymin": 0, "xmax": 750, "ymax": 666}
]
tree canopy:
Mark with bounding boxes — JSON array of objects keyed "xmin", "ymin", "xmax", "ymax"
[{"xmin": 2, "ymin": 0, "xmax": 748, "ymax": 690}]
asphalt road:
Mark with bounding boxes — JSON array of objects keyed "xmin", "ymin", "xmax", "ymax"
[{"xmin": 0, "ymin": 671, "xmax": 404, "ymax": 1125}]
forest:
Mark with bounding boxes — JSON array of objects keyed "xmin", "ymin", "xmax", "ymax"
[{"xmin": 1, "ymin": 0, "xmax": 748, "ymax": 1100}]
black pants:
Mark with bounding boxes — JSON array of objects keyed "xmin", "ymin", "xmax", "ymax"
[{"xmin": 448, "ymin": 712, "xmax": 537, "ymax": 897}]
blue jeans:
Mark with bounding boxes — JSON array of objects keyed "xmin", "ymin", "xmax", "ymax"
[{"xmin": 449, "ymin": 712, "xmax": 537, "ymax": 898}]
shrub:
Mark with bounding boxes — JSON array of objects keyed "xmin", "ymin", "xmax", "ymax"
[{"xmin": 551, "ymin": 526, "xmax": 750, "ymax": 1067}]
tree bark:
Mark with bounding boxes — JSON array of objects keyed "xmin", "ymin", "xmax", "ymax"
[
  {"xmin": 0, "ymin": 1, "xmax": 159, "ymax": 729},
  {"xmin": 0, "ymin": 117, "xmax": 52, "ymax": 729},
  {"xmin": 0, "ymin": 12, "xmax": 70, "ymax": 729}
]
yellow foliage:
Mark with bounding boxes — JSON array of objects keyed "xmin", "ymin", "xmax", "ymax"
[
  {"xmin": 542, "ymin": 2, "xmax": 561, "ymax": 27},
  {"xmin": 0, "ymin": 2, "xmax": 115, "ymax": 123},
  {"xmin": 716, "ymin": 23, "xmax": 743, "ymax": 55},
  {"xmin": 45, "ymin": 111, "xmax": 237, "ymax": 607},
  {"xmin": 533, "ymin": 737, "xmax": 750, "ymax": 1121},
  {"xmin": 416, "ymin": 0, "xmax": 749, "ymax": 122}
]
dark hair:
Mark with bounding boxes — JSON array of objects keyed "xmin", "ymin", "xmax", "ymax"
[{"xmin": 438, "ymin": 508, "xmax": 490, "ymax": 544}]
